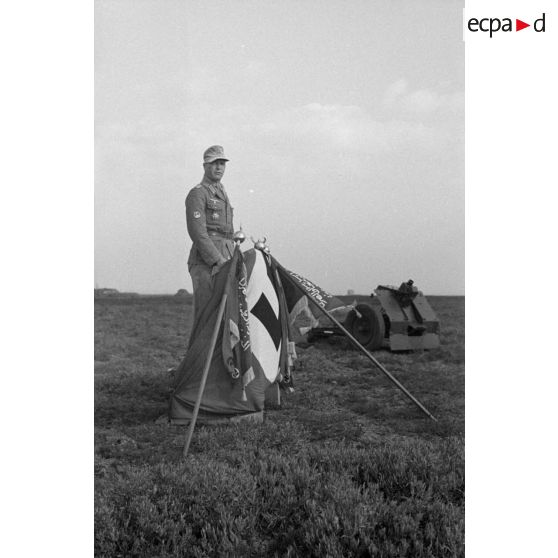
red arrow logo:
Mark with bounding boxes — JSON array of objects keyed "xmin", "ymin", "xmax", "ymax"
[{"xmin": 516, "ymin": 19, "xmax": 530, "ymax": 31}]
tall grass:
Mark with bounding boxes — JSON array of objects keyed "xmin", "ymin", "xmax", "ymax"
[{"xmin": 96, "ymin": 423, "xmax": 463, "ymax": 557}]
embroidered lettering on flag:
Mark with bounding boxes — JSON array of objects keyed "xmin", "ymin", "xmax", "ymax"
[
  {"xmin": 237, "ymin": 257, "xmax": 255, "ymax": 391},
  {"xmin": 271, "ymin": 257, "xmax": 351, "ymax": 335},
  {"xmin": 224, "ymin": 251, "xmax": 254, "ymax": 399}
]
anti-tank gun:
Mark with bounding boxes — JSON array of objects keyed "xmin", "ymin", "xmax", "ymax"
[{"xmin": 303, "ymin": 280, "xmax": 440, "ymax": 352}]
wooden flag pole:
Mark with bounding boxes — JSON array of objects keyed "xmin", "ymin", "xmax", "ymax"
[
  {"xmin": 309, "ymin": 302, "xmax": 438, "ymax": 422},
  {"xmin": 183, "ymin": 292, "xmax": 228, "ymax": 458}
]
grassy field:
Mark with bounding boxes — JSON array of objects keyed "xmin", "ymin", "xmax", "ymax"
[{"xmin": 95, "ymin": 295, "xmax": 464, "ymax": 557}]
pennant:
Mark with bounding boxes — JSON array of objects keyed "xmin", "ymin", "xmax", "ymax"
[{"xmin": 271, "ymin": 257, "xmax": 352, "ymax": 336}]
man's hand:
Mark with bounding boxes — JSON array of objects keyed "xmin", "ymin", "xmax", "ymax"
[{"xmin": 211, "ymin": 259, "xmax": 227, "ymax": 276}]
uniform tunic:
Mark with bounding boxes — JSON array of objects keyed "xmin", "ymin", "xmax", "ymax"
[{"xmin": 185, "ymin": 178, "xmax": 235, "ymax": 323}]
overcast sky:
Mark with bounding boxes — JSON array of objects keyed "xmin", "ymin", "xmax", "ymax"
[{"xmin": 95, "ymin": 0, "xmax": 464, "ymax": 295}]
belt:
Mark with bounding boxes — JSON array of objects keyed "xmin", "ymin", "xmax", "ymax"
[{"xmin": 208, "ymin": 231, "xmax": 233, "ymax": 240}]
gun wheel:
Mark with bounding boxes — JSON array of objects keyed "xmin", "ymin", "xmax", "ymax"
[{"xmin": 344, "ymin": 304, "xmax": 385, "ymax": 351}]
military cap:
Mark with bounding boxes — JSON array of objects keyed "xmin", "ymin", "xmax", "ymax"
[{"xmin": 203, "ymin": 145, "xmax": 229, "ymax": 163}]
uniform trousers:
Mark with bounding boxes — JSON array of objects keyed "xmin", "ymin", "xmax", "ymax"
[{"xmin": 189, "ymin": 263, "xmax": 214, "ymax": 328}]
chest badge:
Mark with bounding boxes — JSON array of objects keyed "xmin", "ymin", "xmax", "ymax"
[{"xmin": 212, "ymin": 212, "xmax": 220, "ymax": 220}]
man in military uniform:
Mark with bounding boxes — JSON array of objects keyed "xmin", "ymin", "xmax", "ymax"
[{"xmin": 186, "ymin": 145, "xmax": 235, "ymax": 324}]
